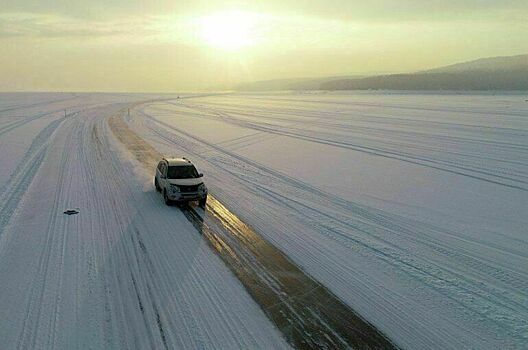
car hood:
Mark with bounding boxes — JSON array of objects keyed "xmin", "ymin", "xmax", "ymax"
[{"xmin": 167, "ymin": 178, "xmax": 203, "ymax": 186}]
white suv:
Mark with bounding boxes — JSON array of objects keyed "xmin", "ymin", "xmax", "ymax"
[{"xmin": 154, "ymin": 157, "xmax": 208, "ymax": 207}]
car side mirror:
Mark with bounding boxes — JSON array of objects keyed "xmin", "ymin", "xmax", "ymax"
[{"xmin": 198, "ymin": 173, "xmax": 203, "ymax": 178}]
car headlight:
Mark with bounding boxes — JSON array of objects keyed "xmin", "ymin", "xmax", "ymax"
[
  {"xmin": 170, "ymin": 184, "xmax": 180, "ymax": 193},
  {"xmin": 198, "ymin": 183, "xmax": 207, "ymax": 192}
]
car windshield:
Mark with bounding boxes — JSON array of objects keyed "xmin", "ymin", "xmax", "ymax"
[{"xmin": 167, "ymin": 165, "xmax": 199, "ymax": 179}]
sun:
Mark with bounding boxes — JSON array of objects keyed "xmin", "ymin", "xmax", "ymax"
[{"xmin": 200, "ymin": 11, "xmax": 257, "ymax": 50}]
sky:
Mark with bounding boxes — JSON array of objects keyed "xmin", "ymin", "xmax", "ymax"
[{"xmin": 1, "ymin": 0, "xmax": 527, "ymax": 92}]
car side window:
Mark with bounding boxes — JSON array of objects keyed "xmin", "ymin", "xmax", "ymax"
[
  {"xmin": 160, "ymin": 163, "xmax": 167, "ymax": 177},
  {"xmin": 157, "ymin": 162, "xmax": 163, "ymax": 171}
]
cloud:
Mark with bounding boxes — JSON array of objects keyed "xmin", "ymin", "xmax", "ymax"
[
  {"xmin": 0, "ymin": 13, "xmax": 157, "ymax": 39},
  {"xmin": 1, "ymin": 0, "xmax": 527, "ymax": 22},
  {"xmin": 0, "ymin": 1, "xmax": 525, "ymax": 41}
]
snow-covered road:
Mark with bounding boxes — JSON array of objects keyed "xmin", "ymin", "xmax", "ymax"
[
  {"xmin": 125, "ymin": 92, "xmax": 528, "ymax": 350},
  {"xmin": 0, "ymin": 94, "xmax": 290, "ymax": 349},
  {"xmin": 108, "ymin": 108, "xmax": 397, "ymax": 349},
  {"xmin": 1, "ymin": 91, "xmax": 527, "ymax": 350}
]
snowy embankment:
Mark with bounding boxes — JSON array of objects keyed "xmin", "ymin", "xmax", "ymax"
[
  {"xmin": 0, "ymin": 93, "xmax": 289, "ymax": 349},
  {"xmin": 125, "ymin": 92, "xmax": 528, "ymax": 350}
]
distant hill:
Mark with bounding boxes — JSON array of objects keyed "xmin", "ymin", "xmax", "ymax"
[
  {"xmin": 237, "ymin": 54, "xmax": 528, "ymax": 91},
  {"xmin": 424, "ymin": 54, "xmax": 528, "ymax": 73},
  {"xmin": 236, "ymin": 76, "xmax": 364, "ymax": 91},
  {"xmin": 321, "ymin": 54, "xmax": 528, "ymax": 91},
  {"xmin": 321, "ymin": 70, "xmax": 528, "ymax": 91}
]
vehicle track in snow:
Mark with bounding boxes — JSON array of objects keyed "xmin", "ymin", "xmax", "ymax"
[
  {"xmin": 140, "ymin": 105, "xmax": 528, "ymax": 321},
  {"xmin": 127, "ymin": 96, "xmax": 528, "ymax": 349},
  {"xmin": 0, "ymin": 95, "xmax": 78, "ymax": 114},
  {"xmin": 168, "ymin": 102, "xmax": 528, "ymax": 191},
  {"xmin": 0, "ymin": 95, "xmax": 293, "ymax": 350},
  {"xmin": 0, "ymin": 116, "xmax": 68, "ymax": 236},
  {"xmin": 109, "ymin": 106, "xmax": 399, "ymax": 350}
]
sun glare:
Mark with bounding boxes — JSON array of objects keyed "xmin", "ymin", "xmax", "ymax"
[{"xmin": 200, "ymin": 11, "xmax": 257, "ymax": 50}]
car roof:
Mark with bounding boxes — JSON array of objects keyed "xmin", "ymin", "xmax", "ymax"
[{"xmin": 162, "ymin": 157, "xmax": 193, "ymax": 166}]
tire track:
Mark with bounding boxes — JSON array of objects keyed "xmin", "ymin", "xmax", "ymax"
[
  {"xmin": 91, "ymin": 116, "xmax": 178, "ymax": 349},
  {"xmin": 15, "ymin": 120, "xmax": 74, "ymax": 350},
  {"xmin": 134, "ymin": 101, "xmax": 528, "ymax": 345},
  {"xmin": 150, "ymin": 101, "xmax": 528, "ymax": 191},
  {"xmin": 0, "ymin": 108, "xmax": 77, "ymax": 138},
  {"xmin": 175, "ymin": 104, "xmax": 528, "ymax": 191},
  {"xmin": 109, "ymin": 106, "xmax": 399, "ymax": 349},
  {"xmin": 151, "ymin": 120, "xmax": 528, "ymax": 336},
  {"xmin": 0, "ymin": 116, "xmax": 66, "ymax": 236},
  {"xmin": 0, "ymin": 95, "xmax": 77, "ymax": 114}
]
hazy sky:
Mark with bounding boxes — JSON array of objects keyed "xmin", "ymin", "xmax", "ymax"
[{"xmin": 1, "ymin": 0, "xmax": 527, "ymax": 91}]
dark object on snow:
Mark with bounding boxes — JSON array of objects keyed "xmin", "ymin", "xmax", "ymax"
[{"xmin": 63, "ymin": 209, "xmax": 79, "ymax": 215}]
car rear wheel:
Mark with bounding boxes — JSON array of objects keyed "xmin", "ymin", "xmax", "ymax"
[{"xmin": 154, "ymin": 177, "xmax": 161, "ymax": 192}]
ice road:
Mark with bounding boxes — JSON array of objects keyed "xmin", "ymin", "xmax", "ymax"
[{"xmin": 0, "ymin": 92, "xmax": 527, "ymax": 349}]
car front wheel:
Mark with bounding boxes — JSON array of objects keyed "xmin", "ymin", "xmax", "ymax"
[
  {"xmin": 199, "ymin": 195, "xmax": 207, "ymax": 208},
  {"xmin": 163, "ymin": 190, "xmax": 171, "ymax": 206}
]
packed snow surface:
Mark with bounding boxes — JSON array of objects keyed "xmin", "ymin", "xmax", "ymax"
[
  {"xmin": 0, "ymin": 93, "xmax": 289, "ymax": 349},
  {"xmin": 125, "ymin": 91, "xmax": 528, "ymax": 349},
  {"xmin": 0, "ymin": 91, "xmax": 527, "ymax": 350}
]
